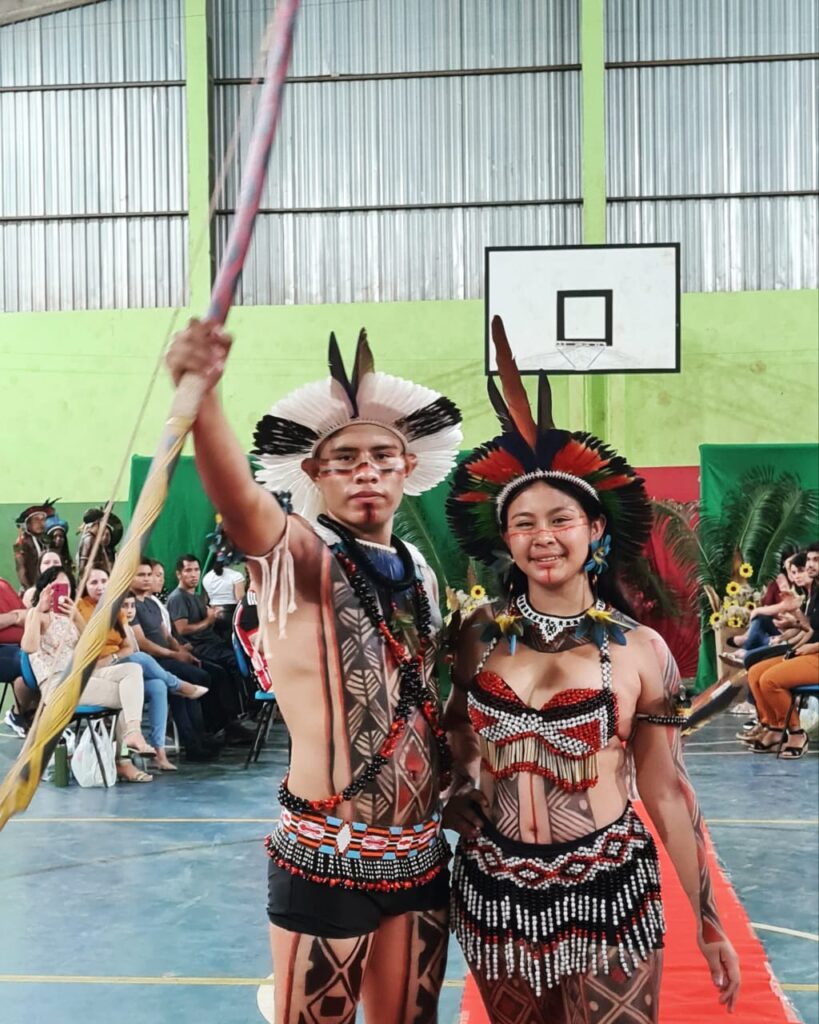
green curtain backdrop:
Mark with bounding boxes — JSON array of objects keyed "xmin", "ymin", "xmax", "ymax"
[
  {"xmin": 128, "ymin": 456, "xmax": 217, "ymax": 581},
  {"xmin": 695, "ymin": 443, "xmax": 819, "ymax": 690}
]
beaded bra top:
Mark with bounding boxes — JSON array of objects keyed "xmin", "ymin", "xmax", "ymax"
[{"xmin": 468, "ymin": 601, "xmax": 619, "ymax": 792}]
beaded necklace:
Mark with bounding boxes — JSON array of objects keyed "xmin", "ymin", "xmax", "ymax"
[
  {"xmin": 516, "ymin": 594, "xmax": 599, "ymax": 645},
  {"xmin": 278, "ymin": 521, "xmax": 452, "ymax": 815}
]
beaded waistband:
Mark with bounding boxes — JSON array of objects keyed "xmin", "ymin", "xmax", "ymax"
[{"xmin": 265, "ymin": 807, "xmax": 451, "ymax": 891}]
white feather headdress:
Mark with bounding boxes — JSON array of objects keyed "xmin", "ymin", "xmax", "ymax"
[{"xmin": 252, "ymin": 329, "xmax": 463, "ymax": 520}]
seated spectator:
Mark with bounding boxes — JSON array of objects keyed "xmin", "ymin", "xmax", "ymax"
[
  {"xmin": 148, "ymin": 559, "xmax": 171, "ymax": 609},
  {"xmin": 202, "ymin": 558, "xmax": 245, "ymax": 642},
  {"xmin": 45, "ymin": 514, "xmax": 74, "ymax": 573},
  {"xmin": 22, "ymin": 550, "xmax": 64, "ymax": 608},
  {"xmin": 130, "ymin": 560, "xmax": 231, "ymax": 758},
  {"xmin": 22, "ymin": 566, "xmax": 153, "ymax": 783},
  {"xmin": 78, "ymin": 569, "xmax": 208, "ymax": 772},
  {"xmin": 745, "ymin": 545, "xmax": 819, "ymax": 759},
  {"xmin": 726, "ymin": 552, "xmax": 807, "ymax": 667},
  {"xmin": 13, "ymin": 500, "xmax": 56, "ymax": 590},
  {"xmin": 76, "ymin": 507, "xmax": 122, "ymax": 578},
  {"xmin": 0, "ymin": 575, "xmax": 28, "ymax": 736},
  {"xmin": 168, "ymin": 555, "xmax": 254, "ymax": 726},
  {"xmin": 233, "ymin": 586, "xmax": 274, "ymax": 694}
]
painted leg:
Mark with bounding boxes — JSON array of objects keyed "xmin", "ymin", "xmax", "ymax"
[
  {"xmin": 269, "ymin": 924, "xmax": 373, "ymax": 1024},
  {"xmin": 469, "ymin": 948, "xmax": 663, "ymax": 1024},
  {"xmin": 360, "ymin": 906, "xmax": 449, "ymax": 1024},
  {"xmin": 560, "ymin": 948, "xmax": 664, "ymax": 1024}
]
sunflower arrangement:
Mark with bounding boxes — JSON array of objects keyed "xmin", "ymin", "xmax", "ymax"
[
  {"xmin": 444, "ymin": 583, "xmax": 494, "ymax": 626},
  {"xmin": 708, "ymin": 562, "xmax": 763, "ymax": 631}
]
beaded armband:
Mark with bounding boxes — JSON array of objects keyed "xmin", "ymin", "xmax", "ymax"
[{"xmin": 635, "ymin": 713, "xmax": 688, "ymax": 727}]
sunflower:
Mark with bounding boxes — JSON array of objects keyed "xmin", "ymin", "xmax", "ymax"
[
  {"xmin": 739, "ymin": 563, "xmax": 753, "ymax": 578},
  {"xmin": 470, "ymin": 584, "xmax": 487, "ymax": 601},
  {"xmin": 727, "ymin": 616, "xmax": 743, "ymax": 628},
  {"xmin": 745, "ymin": 601, "xmax": 756, "ymax": 611},
  {"xmin": 709, "ymin": 611, "xmax": 722, "ymax": 627},
  {"xmin": 726, "ymin": 581, "xmax": 741, "ymax": 596}
]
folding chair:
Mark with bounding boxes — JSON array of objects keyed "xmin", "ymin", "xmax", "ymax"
[
  {"xmin": 776, "ymin": 684, "xmax": 819, "ymax": 756},
  {"xmin": 20, "ymin": 652, "xmax": 119, "ymax": 787}
]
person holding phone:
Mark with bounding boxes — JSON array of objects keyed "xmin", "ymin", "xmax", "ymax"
[{"xmin": 21, "ymin": 566, "xmax": 155, "ymax": 783}]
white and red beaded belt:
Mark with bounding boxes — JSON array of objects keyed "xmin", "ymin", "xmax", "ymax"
[{"xmin": 265, "ymin": 806, "xmax": 451, "ymax": 891}]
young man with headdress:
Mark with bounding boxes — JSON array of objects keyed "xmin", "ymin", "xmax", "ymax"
[
  {"xmin": 167, "ymin": 319, "xmax": 463, "ymax": 1024},
  {"xmin": 13, "ymin": 500, "xmax": 57, "ymax": 590},
  {"xmin": 441, "ymin": 318, "xmax": 740, "ymax": 1023},
  {"xmin": 76, "ymin": 507, "xmax": 123, "ymax": 578}
]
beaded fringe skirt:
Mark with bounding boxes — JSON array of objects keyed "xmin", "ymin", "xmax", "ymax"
[{"xmin": 451, "ymin": 803, "xmax": 665, "ymax": 995}]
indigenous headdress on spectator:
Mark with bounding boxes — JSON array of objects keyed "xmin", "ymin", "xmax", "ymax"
[
  {"xmin": 252, "ymin": 329, "xmax": 463, "ymax": 520},
  {"xmin": 446, "ymin": 317, "xmax": 652, "ymax": 568},
  {"xmin": 45, "ymin": 514, "xmax": 68, "ymax": 536},
  {"xmin": 15, "ymin": 499, "xmax": 57, "ymax": 528},
  {"xmin": 80, "ymin": 507, "xmax": 124, "ymax": 547}
]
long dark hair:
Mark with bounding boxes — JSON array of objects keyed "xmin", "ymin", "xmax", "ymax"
[
  {"xmin": 499, "ymin": 476, "xmax": 637, "ymax": 617},
  {"xmin": 33, "ymin": 565, "xmax": 77, "ymax": 607}
]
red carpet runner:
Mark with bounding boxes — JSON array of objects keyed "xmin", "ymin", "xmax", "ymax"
[{"xmin": 458, "ymin": 804, "xmax": 798, "ymax": 1023}]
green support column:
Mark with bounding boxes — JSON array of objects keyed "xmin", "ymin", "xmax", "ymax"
[
  {"xmin": 579, "ymin": 0, "xmax": 613, "ymax": 440},
  {"xmin": 184, "ymin": 0, "xmax": 212, "ymax": 313}
]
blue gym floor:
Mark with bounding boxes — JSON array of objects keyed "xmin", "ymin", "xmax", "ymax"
[{"xmin": 0, "ymin": 710, "xmax": 816, "ymax": 1024}]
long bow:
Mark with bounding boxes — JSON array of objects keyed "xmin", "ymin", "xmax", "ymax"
[{"xmin": 0, "ymin": 0, "xmax": 302, "ymax": 829}]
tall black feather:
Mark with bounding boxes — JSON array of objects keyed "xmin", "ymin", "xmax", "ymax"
[
  {"xmin": 486, "ymin": 376, "xmax": 515, "ymax": 434},
  {"xmin": 327, "ymin": 332, "xmax": 357, "ymax": 415},
  {"xmin": 351, "ymin": 328, "xmax": 374, "ymax": 397},
  {"xmin": 537, "ymin": 373, "xmax": 555, "ymax": 431}
]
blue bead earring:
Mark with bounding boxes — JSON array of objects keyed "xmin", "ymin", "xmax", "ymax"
[{"xmin": 584, "ymin": 534, "xmax": 611, "ymax": 576}]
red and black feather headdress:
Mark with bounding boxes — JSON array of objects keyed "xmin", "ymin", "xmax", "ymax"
[{"xmin": 446, "ymin": 317, "xmax": 652, "ymax": 567}]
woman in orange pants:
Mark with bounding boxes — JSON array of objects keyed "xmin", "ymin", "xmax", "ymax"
[{"xmin": 747, "ymin": 644, "xmax": 819, "ymax": 758}]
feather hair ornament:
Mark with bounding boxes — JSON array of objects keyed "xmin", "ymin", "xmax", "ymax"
[
  {"xmin": 446, "ymin": 315, "xmax": 652, "ymax": 568},
  {"xmin": 253, "ymin": 330, "xmax": 462, "ymax": 520}
]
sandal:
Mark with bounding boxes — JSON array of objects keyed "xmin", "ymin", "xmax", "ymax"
[
  {"xmin": 117, "ymin": 767, "xmax": 153, "ymax": 783},
  {"xmin": 123, "ymin": 730, "xmax": 156, "ymax": 756},
  {"xmin": 751, "ymin": 728, "xmax": 785, "ymax": 752},
  {"xmin": 737, "ymin": 723, "xmax": 765, "ymax": 743},
  {"xmin": 778, "ymin": 730, "xmax": 809, "ymax": 760}
]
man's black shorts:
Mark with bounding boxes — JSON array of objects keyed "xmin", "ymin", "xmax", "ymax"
[{"xmin": 267, "ymin": 859, "xmax": 450, "ymax": 939}]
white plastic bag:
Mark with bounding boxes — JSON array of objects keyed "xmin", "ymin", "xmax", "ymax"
[
  {"xmin": 800, "ymin": 696, "xmax": 819, "ymax": 739},
  {"xmin": 71, "ymin": 718, "xmax": 116, "ymax": 788}
]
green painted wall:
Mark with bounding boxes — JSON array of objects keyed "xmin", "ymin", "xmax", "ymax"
[{"xmin": 0, "ymin": 0, "xmax": 817, "ymax": 585}]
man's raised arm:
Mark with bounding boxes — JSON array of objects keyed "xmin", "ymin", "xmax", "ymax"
[{"xmin": 167, "ymin": 319, "xmax": 285, "ymax": 556}]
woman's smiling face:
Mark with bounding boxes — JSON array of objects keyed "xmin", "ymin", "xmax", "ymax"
[{"xmin": 502, "ymin": 482, "xmax": 604, "ymax": 589}]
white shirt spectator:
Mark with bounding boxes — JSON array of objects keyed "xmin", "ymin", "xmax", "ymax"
[{"xmin": 203, "ymin": 566, "xmax": 244, "ymax": 606}]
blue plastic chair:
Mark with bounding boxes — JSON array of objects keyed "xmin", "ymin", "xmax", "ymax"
[
  {"xmin": 777, "ymin": 684, "xmax": 819, "ymax": 757},
  {"xmin": 20, "ymin": 652, "xmax": 118, "ymax": 787}
]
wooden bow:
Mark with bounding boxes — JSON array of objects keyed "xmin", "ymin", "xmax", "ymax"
[{"xmin": 0, "ymin": 0, "xmax": 302, "ymax": 829}]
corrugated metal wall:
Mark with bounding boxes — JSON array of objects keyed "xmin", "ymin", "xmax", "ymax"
[
  {"xmin": 210, "ymin": 0, "xmax": 583, "ymax": 305},
  {"xmin": 606, "ymin": 0, "xmax": 819, "ymax": 292},
  {"xmin": 0, "ymin": 0, "xmax": 188, "ymax": 311}
]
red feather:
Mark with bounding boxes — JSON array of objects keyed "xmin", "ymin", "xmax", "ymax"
[
  {"xmin": 491, "ymin": 316, "xmax": 537, "ymax": 450},
  {"xmin": 457, "ymin": 491, "xmax": 495, "ymax": 503},
  {"xmin": 467, "ymin": 448, "xmax": 526, "ymax": 485},
  {"xmin": 551, "ymin": 439, "xmax": 608, "ymax": 478}
]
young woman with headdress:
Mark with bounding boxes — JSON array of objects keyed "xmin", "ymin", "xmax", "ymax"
[{"xmin": 442, "ymin": 318, "xmax": 740, "ymax": 1023}]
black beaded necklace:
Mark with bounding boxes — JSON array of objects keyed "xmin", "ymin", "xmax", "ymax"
[
  {"xmin": 278, "ymin": 519, "xmax": 452, "ymax": 815},
  {"xmin": 317, "ymin": 514, "xmax": 417, "ymax": 591}
]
